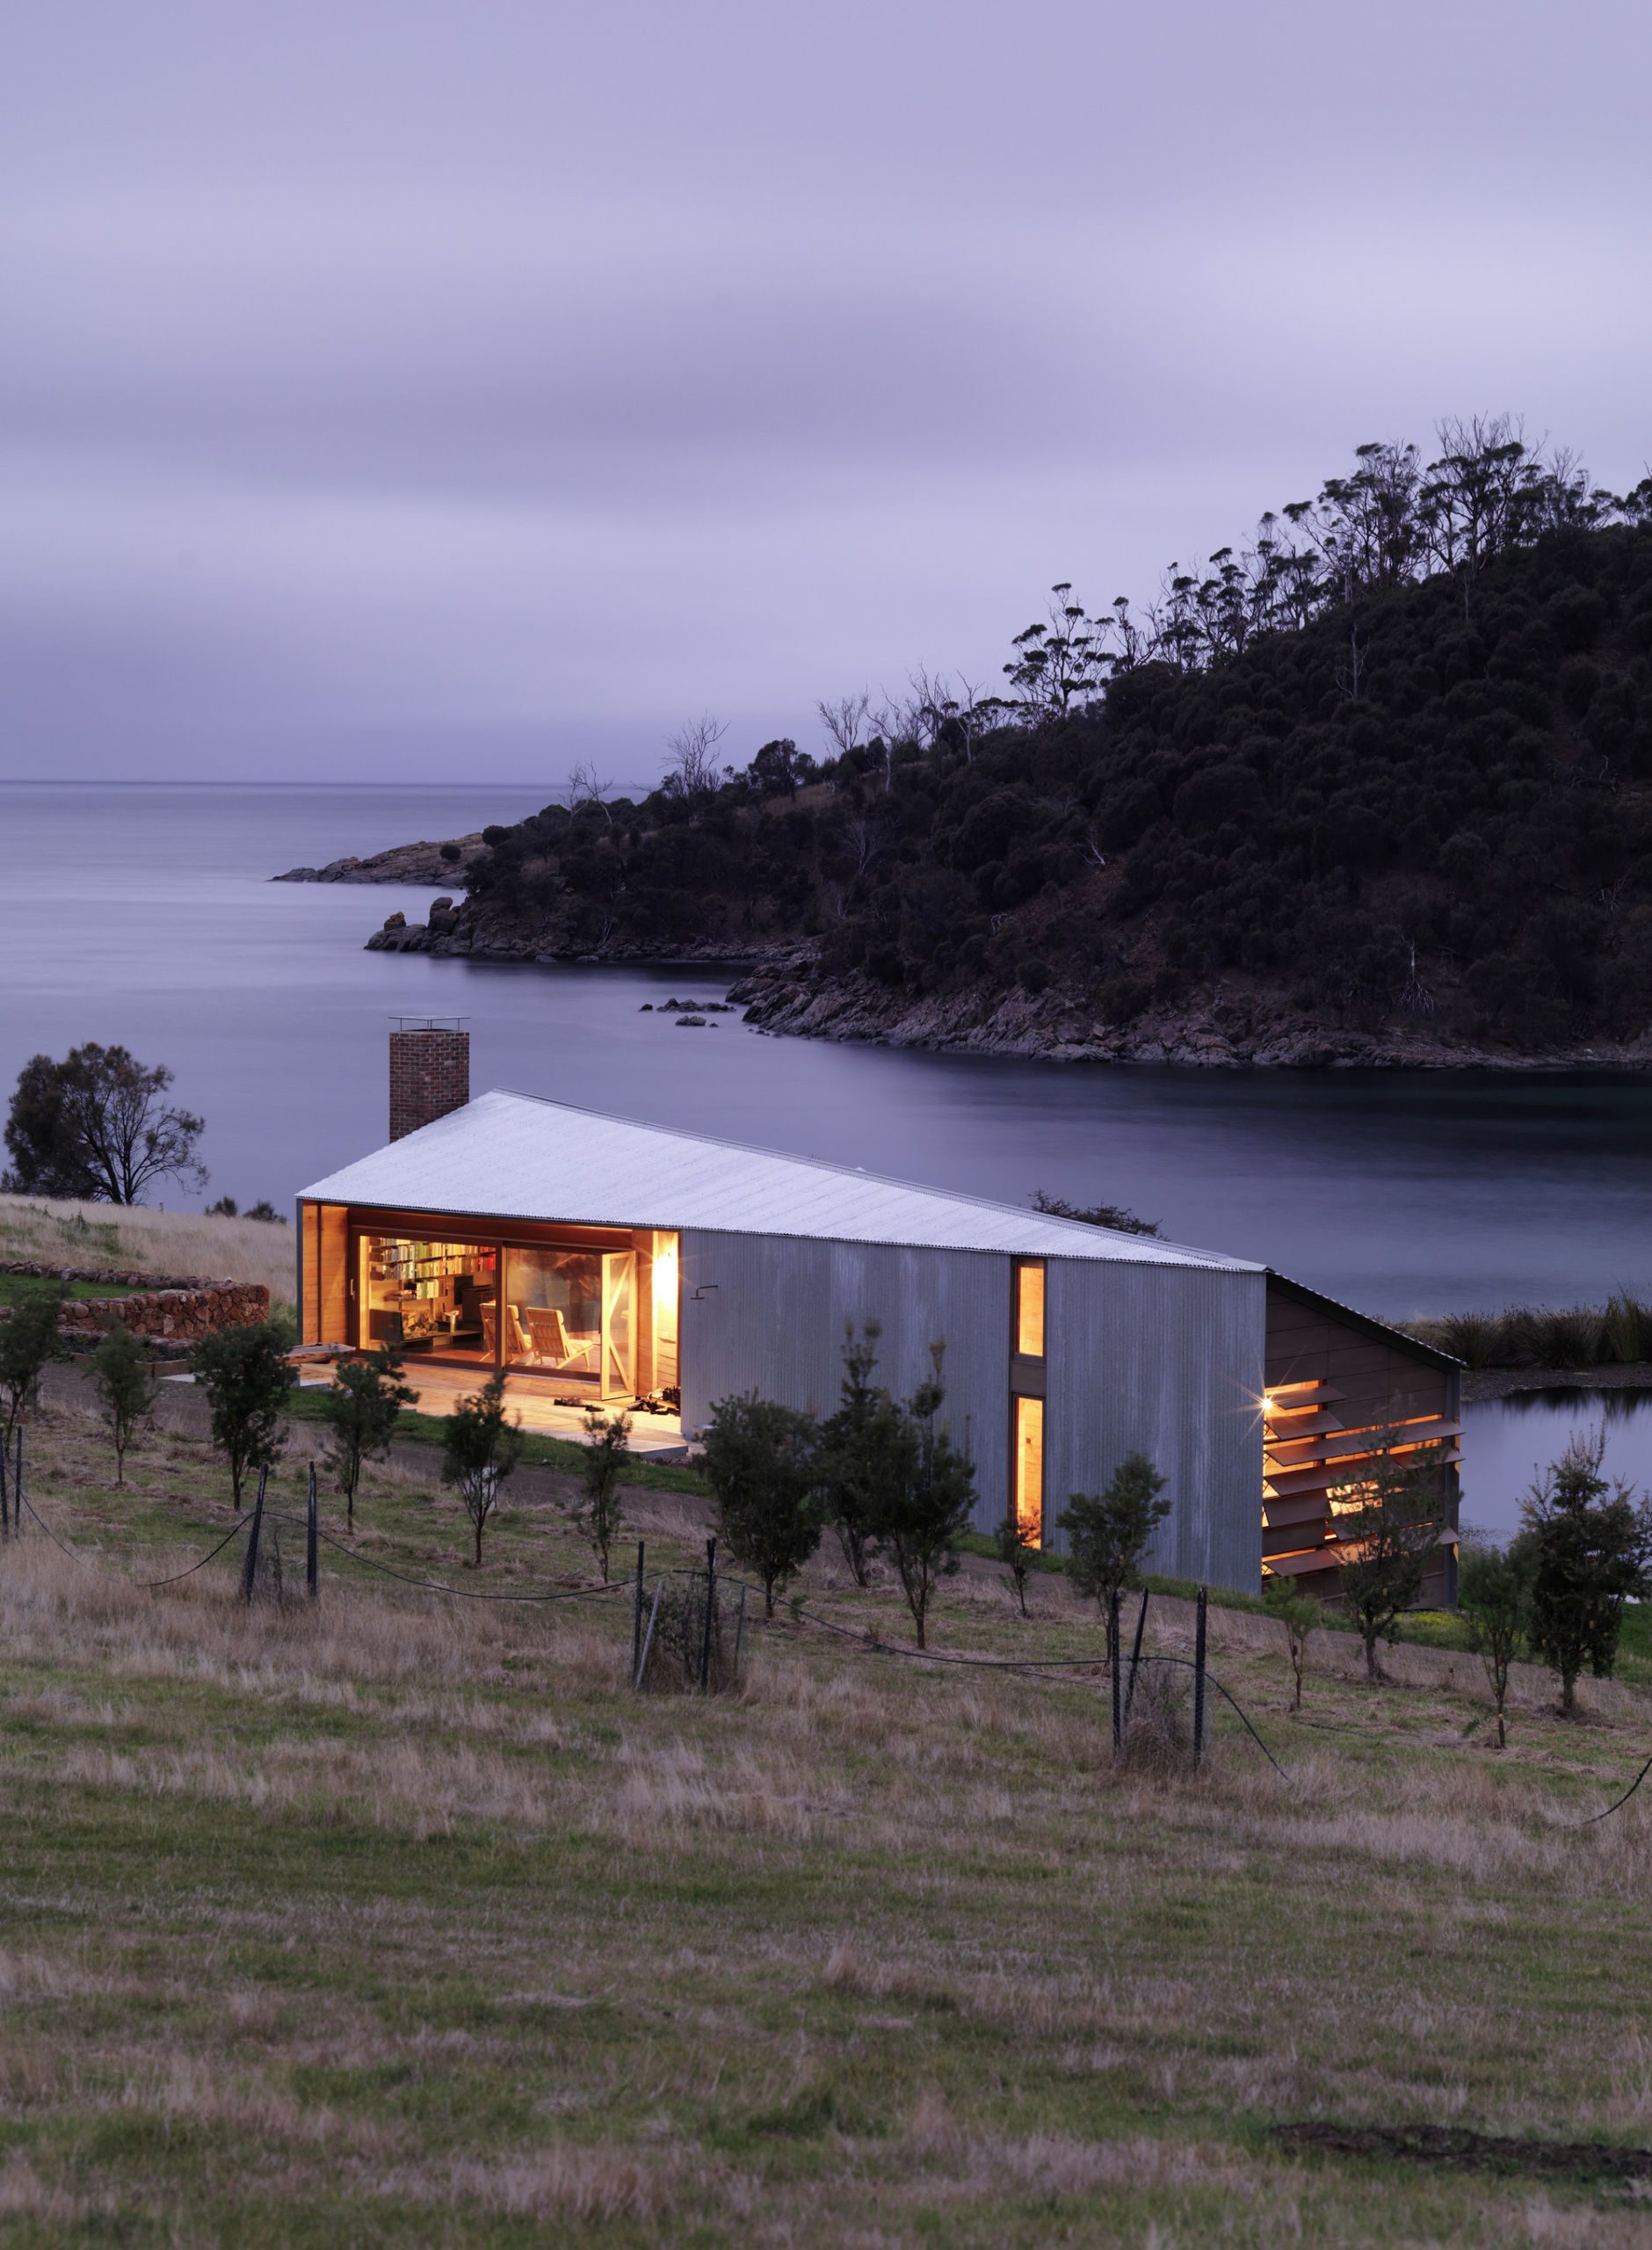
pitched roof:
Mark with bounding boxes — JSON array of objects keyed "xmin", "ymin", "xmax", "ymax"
[{"xmin": 299, "ymin": 1089, "xmax": 1261, "ymax": 1271}]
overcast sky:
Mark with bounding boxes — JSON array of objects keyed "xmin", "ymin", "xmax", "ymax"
[{"xmin": 4, "ymin": 0, "xmax": 1648, "ymax": 788}]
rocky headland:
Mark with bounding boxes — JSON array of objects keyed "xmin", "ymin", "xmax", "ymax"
[{"xmin": 274, "ymin": 834, "xmax": 489, "ymax": 884}]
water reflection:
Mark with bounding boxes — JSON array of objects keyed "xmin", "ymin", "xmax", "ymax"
[{"xmin": 1460, "ymin": 1390, "xmax": 1652, "ymax": 1544}]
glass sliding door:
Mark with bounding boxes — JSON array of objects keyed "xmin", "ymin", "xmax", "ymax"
[
  {"xmin": 601, "ymin": 1252, "xmax": 636, "ymax": 1397},
  {"xmin": 502, "ymin": 1247, "xmax": 603, "ymax": 1377}
]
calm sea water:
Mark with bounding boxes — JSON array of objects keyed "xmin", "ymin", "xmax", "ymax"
[{"xmin": 2, "ymin": 780, "xmax": 1650, "ymax": 1534}]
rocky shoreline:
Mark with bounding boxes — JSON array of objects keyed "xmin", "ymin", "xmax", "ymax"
[
  {"xmin": 274, "ymin": 834, "xmax": 489, "ymax": 884},
  {"xmin": 355, "ymin": 898, "xmax": 1652, "ymax": 1069}
]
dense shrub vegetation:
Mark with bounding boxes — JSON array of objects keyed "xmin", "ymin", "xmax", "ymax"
[{"xmin": 466, "ymin": 425, "xmax": 1652, "ymax": 1050}]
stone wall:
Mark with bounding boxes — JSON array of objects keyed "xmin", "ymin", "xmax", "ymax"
[
  {"xmin": 55, "ymin": 1282, "xmax": 271, "ymax": 1341},
  {"xmin": 0, "ymin": 1264, "xmax": 270, "ymax": 1347}
]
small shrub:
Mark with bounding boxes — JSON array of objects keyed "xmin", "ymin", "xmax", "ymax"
[
  {"xmin": 638, "ymin": 1576, "xmax": 742, "ymax": 1694},
  {"xmin": 1117, "ymin": 1664, "xmax": 1195, "ymax": 1776}
]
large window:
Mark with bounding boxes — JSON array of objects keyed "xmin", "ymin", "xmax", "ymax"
[
  {"xmin": 1013, "ymin": 1395, "xmax": 1044, "ymax": 1546},
  {"xmin": 502, "ymin": 1247, "xmax": 603, "ymax": 1376},
  {"xmin": 1016, "ymin": 1261, "xmax": 1046, "ymax": 1357},
  {"xmin": 350, "ymin": 1218, "xmax": 668, "ymax": 1402},
  {"xmin": 360, "ymin": 1234, "xmax": 496, "ymax": 1362}
]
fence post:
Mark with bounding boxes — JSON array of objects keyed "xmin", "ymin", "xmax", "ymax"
[
  {"xmin": 14, "ymin": 1428, "xmax": 23, "ymax": 1537},
  {"xmin": 240, "ymin": 1467, "xmax": 267, "ymax": 1604},
  {"xmin": 0, "ymin": 1420, "xmax": 9, "ymax": 1536},
  {"xmin": 1193, "ymin": 1586, "xmax": 1208, "ymax": 1767},
  {"xmin": 306, "ymin": 1462, "xmax": 319, "ymax": 1600},
  {"xmin": 1124, "ymin": 1587, "xmax": 1149, "ymax": 1723},
  {"xmin": 634, "ymin": 1575, "xmax": 663, "ymax": 1690},
  {"xmin": 699, "ymin": 1536, "xmax": 717, "ymax": 1692},
  {"xmin": 632, "ymin": 1540, "xmax": 646, "ymax": 1684},
  {"xmin": 1110, "ymin": 1589, "xmax": 1122, "ymax": 1756}
]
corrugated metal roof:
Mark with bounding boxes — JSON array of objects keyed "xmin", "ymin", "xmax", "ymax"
[{"xmin": 299, "ymin": 1090, "xmax": 1260, "ymax": 1271}]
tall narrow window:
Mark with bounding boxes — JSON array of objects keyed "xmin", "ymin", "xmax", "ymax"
[
  {"xmin": 1013, "ymin": 1395, "xmax": 1044, "ymax": 1546},
  {"xmin": 1016, "ymin": 1261, "xmax": 1046, "ymax": 1357}
]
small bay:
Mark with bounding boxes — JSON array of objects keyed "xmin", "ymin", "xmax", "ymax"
[{"xmin": 4, "ymin": 780, "xmax": 1652, "ymax": 1532}]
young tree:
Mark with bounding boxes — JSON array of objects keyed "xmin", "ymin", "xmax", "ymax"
[
  {"xmin": 994, "ymin": 1510, "xmax": 1036, "ymax": 1616},
  {"xmin": 192, "ymin": 1317, "xmax": 294, "ymax": 1508},
  {"xmin": 815, "ymin": 1322, "xmax": 902, "ymax": 1587},
  {"xmin": 320, "ymin": 1352, "xmax": 415, "ymax": 1530},
  {"xmin": 1262, "ymin": 1574, "xmax": 1320, "ymax": 1713},
  {"xmin": 0, "ymin": 1289, "xmax": 69, "ymax": 1444},
  {"xmin": 1057, "ymin": 1453, "xmax": 1171, "ymax": 1659},
  {"xmin": 576, "ymin": 1407, "xmax": 632, "ymax": 1582},
  {"xmin": 1516, "ymin": 1433, "xmax": 1650, "ymax": 1715},
  {"xmin": 1333, "ymin": 1429, "xmax": 1446, "ymax": 1684},
  {"xmin": 700, "ymin": 1393, "xmax": 821, "ymax": 1617},
  {"xmin": 91, "ymin": 1317, "xmax": 156, "ymax": 1486},
  {"xmin": 870, "ymin": 1346, "xmax": 975, "ymax": 1650},
  {"xmin": 1457, "ymin": 1540, "xmax": 1533, "ymax": 1747},
  {"xmin": 441, "ymin": 1371, "xmax": 524, "ymax": 1566},
  {"xmin": 2, "ymin": 1043, "xmax": 206, "ymax": 1204}
]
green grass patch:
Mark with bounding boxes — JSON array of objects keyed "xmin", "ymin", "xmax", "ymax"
[{"xmin": 0, "ymin": 1273, "xmax": 140, "ymax": 1307}]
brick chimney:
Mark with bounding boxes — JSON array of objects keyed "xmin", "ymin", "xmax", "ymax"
[{"xmin": 389, "ymin": 1022, "xmax": 469, "ymax": 1141}]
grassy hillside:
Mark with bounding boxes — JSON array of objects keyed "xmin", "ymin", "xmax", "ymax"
[
  {"xmin": 449, "ymin": 516, "xmax": 1652, "ymax": 1059},
  {"xmin": 0, "ymin": 1194, "xmax": 295, "ymax": 1308},
  {"xmin": 5, "ymin": 1397, "xmax": 1652, "ymax": 2243}
]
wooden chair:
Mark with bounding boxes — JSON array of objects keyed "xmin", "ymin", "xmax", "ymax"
[{"xmin": 525, "ymin": 1306, "xmax": 573, "ymax": 1363}]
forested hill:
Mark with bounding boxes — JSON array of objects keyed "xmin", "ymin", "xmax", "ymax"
[{"xmin": 379, "ymin": 449, "xmax": 1652, "ymax": 1065}]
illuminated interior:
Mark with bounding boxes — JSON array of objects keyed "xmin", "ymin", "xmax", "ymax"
[
  {"xmin": 352, "ymin": 1224, "xmax": 680, "ymax": 1404},
  {"xmin": 1261, "ymin": 1378, "xmax": 1460, "ymax": 1580},
  {"xmin": 361, "ymin": 1235, "xmax": 496, "ymax": 1363},
  {"xmin": 1013, "ymin": 1394, "xmax": 1044, "ymax": 1544},
  {"xmin": 650, "ymin": 1231, "xmax": 679, "ymax": 1390},
  {"xmin": 1016, "ymin": 1261, "xmax": 1046, "ymax": 1357}
]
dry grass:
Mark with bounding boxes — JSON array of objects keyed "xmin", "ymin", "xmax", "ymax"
[
  {"xmin": 5, "ymin": 1404, "xmax": 1652, "ymax": 2246},
  {"xmin": 0, "ymin": 1191, "xmax": 296, "ymax": 1305}
]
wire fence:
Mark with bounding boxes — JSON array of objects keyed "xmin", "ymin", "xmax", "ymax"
[{"xmin": 7, "ymin": 1433, "xmax": 1651, "ymax": 1824}]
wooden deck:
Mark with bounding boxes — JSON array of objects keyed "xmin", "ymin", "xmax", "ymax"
[{"xmin": 291, "ymin": 1362, "xmax": 690, "ymax": 1456}]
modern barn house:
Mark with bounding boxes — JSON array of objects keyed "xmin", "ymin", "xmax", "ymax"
[{"xmin": 296, "ymin": 1028, "xmax": 1460, "ymax": 1601}]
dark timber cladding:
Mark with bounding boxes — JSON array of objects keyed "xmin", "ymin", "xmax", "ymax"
[{"xmin": 1263, "ymin": 1274, "xmax": 1461, "ymax": 1607}]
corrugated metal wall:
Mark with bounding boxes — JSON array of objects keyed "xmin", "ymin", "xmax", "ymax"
[
  {"xmin": 679, "ymin": 1230, "xmax": 1013, "ymax": 1513},
  {"xmin": 680, "ymin": 1230, "xmax": 1266, "ymax": 1595},
  {"xmin": 1044, "ymin": 1261, "xmax": 1266, "ymax": 1593}
]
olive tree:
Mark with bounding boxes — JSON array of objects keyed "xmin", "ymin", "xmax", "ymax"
[
  {"xmin": 1457, "ymin": 1539, "xmax": 1533, "ymax": 1746},
  {"xmin": 440, "ymin": 1372, "xmax": 524, "ymax": 1566},
  {"xmin": 1333, "ymin": 1429, "xmax": 1446, "ymax": 1684},
  {"xmin": 0, "ymin": 1289, "xmax": 69, "ymax": 1445},
  {"xmin": 91, "ymin": 1317, "xmax": 156, "ymax": 1486},
  {"xmin": 192, "ymin": 1316, "xmax": 295, "ymax": 1508},
  {"xmin": 869, "ymin": 1346, "xmax": 975, "ymax": 1650},
  {"xmin": 1057, "ymin": 1454, "xmax": 1171, "ymax": 1659},
  {"xmin": 701, "ymin": 1393, "xmax": 821, "ymax": 1618},
  {"xmin": 576, "ymin": 1407, "xmax": 632, "ymax": 1582},
  {"xmin": 320, "ymin": 1352, "xmax": 416, "ymax": 1530}
]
